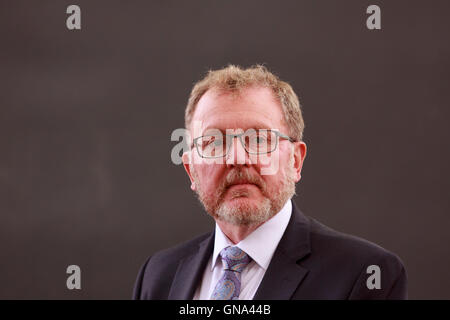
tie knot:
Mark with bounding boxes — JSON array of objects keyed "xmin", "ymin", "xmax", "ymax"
[{"xmin": 220, "ymin": 246, "xmax": 252, "ymax": 273}]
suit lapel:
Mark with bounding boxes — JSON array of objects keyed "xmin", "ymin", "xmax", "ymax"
[
  {"xmin": 168, "ymin": 232, "xmax": 215, "ymax": 299},
  {"xmin": 253, "ymin": 201, "xmax": 311, "ymax": 300}
]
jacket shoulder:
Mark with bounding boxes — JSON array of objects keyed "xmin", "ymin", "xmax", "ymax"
[
  {"xmin": 304, "ymin": 216, "xmax": 407, "ymax": 298},
  {"xmin": 150, "ymin": 232, "xmax": 212, "ymax": 264},
  {"xmin": 133, "ymin": 232, "xmax": 212, "ymax": 299},
  {"xmin": 307, "ymin": 216, "xmax": 404, "ymax": 267}
]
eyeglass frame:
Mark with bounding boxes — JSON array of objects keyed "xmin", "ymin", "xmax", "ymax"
[{"xmin": 191, "ymin": 129, "xmax": 296, "ymax": 159}]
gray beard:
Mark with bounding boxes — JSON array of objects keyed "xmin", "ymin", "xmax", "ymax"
[{"xmin": 192, "ymin": 163, "xmax": 296, "ymax": 226}]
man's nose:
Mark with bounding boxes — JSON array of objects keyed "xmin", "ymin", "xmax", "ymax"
[{"xmin": 225, "ymin": 137, "xmax": 251, "ymax": 166}]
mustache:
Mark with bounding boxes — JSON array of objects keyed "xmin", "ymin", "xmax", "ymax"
[{"xmin": 222, "ymin": 169, "xmax": 266, "ymax": 191}]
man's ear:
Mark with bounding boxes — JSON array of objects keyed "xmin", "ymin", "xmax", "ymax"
[
  {"xmin": 182, "ymin": 151, "xmax": 197, "ymax": 191},
  {"xmin": 293, "ymin": 141, "xmax": 307, "ymax": 182}
]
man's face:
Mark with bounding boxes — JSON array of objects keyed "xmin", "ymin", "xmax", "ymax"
[{"xmin": 183, "ymin": 86, "xmax": 307, "ymax": 226}]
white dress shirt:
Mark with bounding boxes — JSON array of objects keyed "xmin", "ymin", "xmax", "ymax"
[{"xmin": 193, "ymin": 199, "xmax": 292, "ymax": 300}]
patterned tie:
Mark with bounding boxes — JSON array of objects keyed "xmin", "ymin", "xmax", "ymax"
[{"xmin": 210, "ymin": 246, "xmax": 252, "ymax": 300}]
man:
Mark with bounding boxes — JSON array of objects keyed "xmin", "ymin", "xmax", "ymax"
[{"xmin": 133, "ymin": 65, "xmax": 407, "ymax": 300}]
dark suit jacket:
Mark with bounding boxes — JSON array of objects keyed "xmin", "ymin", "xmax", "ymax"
[{"xmin": 133, "ymin": 202, "xmax": 407, "ymax": 299}]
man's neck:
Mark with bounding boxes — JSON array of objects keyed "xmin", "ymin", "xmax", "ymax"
[{"xmin": 216, "ymin": 220, "xmax": 265, "ymax": 244}]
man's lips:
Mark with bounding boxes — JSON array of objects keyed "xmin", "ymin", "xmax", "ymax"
[{"xmin": 227, "ymin": 183, "xmax": 258, "ymax": 189}]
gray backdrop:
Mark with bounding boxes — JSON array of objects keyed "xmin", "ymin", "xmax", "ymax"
[{"xmin": 1, "ymin": 0, "xmax": 449, "ymax": 299}]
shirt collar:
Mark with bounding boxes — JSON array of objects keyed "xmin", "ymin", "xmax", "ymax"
[{"xmin": 211, "ymin": 199, "xmax": 292, "ymax": 271}]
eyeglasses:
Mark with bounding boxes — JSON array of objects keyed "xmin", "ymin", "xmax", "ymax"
[{"xmin": 192, "ymin": 129, "xmax": 296, "ymax": 158}]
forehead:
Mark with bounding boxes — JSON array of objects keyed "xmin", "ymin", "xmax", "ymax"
[{"xmin": 192, "ymin": 86, "xmax": 287, "ymax": 133}]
